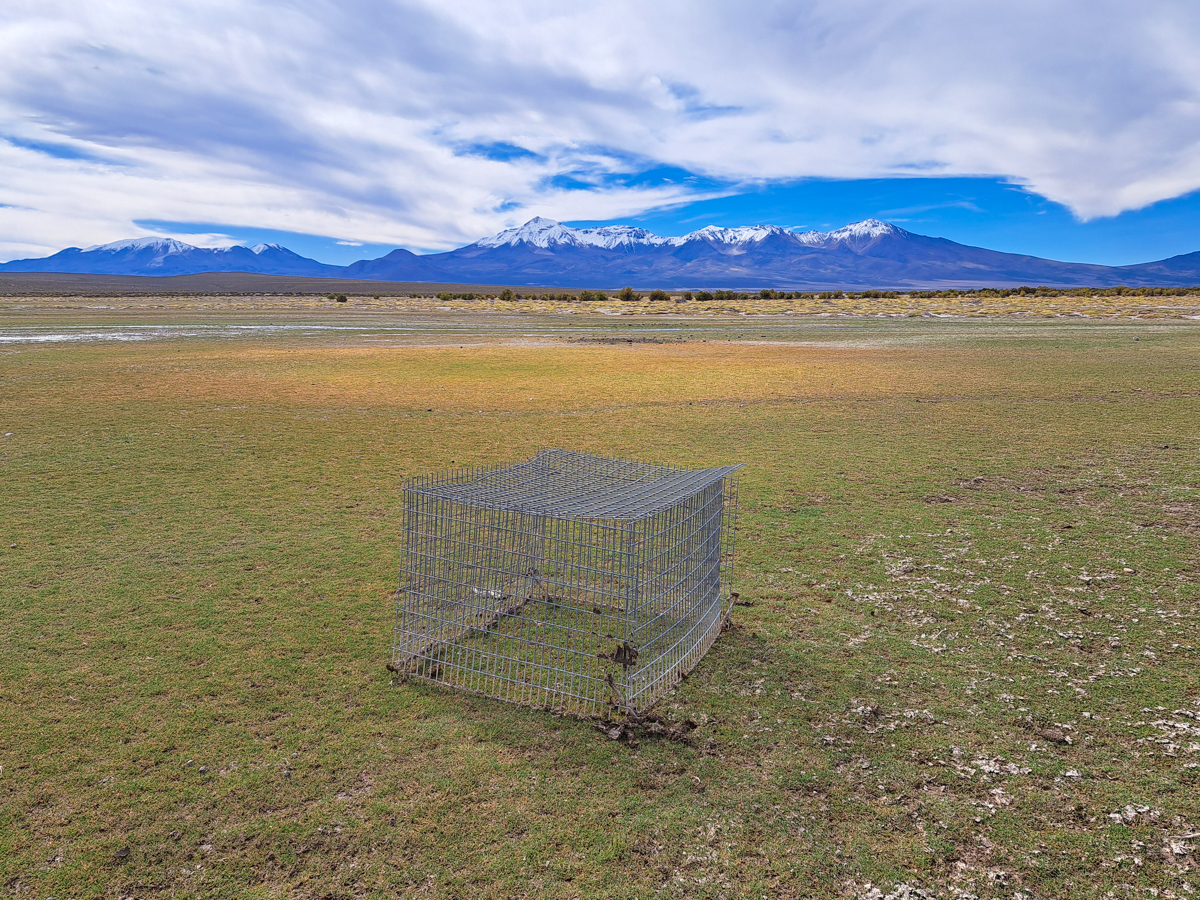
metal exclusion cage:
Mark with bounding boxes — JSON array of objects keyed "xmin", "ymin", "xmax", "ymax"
[{"xmin": 392, "ymin": 449, "xmax": 741, "ymax": 718}]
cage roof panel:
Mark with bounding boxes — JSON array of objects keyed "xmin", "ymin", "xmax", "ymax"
[{"xmin": 406, "ymin": 449, "xmax": 741, "ymax": 520}]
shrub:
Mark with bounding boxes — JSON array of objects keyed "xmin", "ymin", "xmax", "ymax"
[
  {"xmin": 679, "ymin": 292, "xmax": 693, "ymax": 303},
  {"xmin": 617, "ymin": 286, "xmax": 638, "ymax": 302},
  {"xmin": 327, "ymin": 292, "xmax": 348, "ymax": 303},
  {"xmin": 647, "ymin": 289, "xmax": 671, "ymax": 302},
  {"xmin": 695, "ymin": 291, "xmax": 714, "ymax": 303},
  {"xmin": 499, "ymin": 289, "xmax": 514, "ymax": 302}
]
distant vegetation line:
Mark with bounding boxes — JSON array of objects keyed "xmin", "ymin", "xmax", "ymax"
[
  {"xmin": 429, "ymin": 285, "xmax": 1200, "ymax": 303},
  {"xmin": 3, "ymin": 270, "xmax": 1198, "ymax": 300}
]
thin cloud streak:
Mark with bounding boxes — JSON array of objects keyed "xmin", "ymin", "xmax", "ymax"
[{"xmin": 0, "ymin": 0, "xmax": 1198, "ymax": 258}]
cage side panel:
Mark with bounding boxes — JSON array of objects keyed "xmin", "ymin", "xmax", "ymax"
[
  {"xmin": 394, "ymin": 492, "xmax": 541, "ymax": 670},
  {"xmin": 720, "ymin": 472, "xmax": 741, "ymax": 622},
  {"xmin": 396, "ymin": 498, "xmax": 635, "ymax": 717},
  {"xmin": 624, "ymin": 478, "xmax": 730, "ymax": 711},
  {"xmin": 436, "ymin": 515, "xmax": 634, "ymax": 716}
]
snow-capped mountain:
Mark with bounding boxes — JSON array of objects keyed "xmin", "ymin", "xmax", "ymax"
[
  {"xmin": 469, "ymin": 217, "xmax": 898, "ymax": 252},
  {"xmin": 0, "ymin": 237, "xmax": 342, "ymax": 277},
  {"xmin": 674, "ymin": 224, "xmax": 793, "ymax": 246},
  {"xmin": 791, "ymin": 219, "xmax": 901, "ymax": 248},
  {"xmin": 81, "ymin": 237, "xmax": 197, "ymax": 255},
  {"xmin": 4, "ymin": 218, "xmax": 1199, "ymax": 288},
  {"xmin": 342, "ymin": 217, "xmax": 1135, "ymax": 288},
  {"xmin": 476, "ymin": 217, "xmax": 671, "ymax": 250}
]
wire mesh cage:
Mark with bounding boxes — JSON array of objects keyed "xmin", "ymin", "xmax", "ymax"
[{"xmin": 393, "ymin": 449, "xmax": 742, "ymax": 718}]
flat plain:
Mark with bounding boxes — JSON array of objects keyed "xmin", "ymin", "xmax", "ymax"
[{"xmin": 1, "ymin": 297, "xmax": 1198, "ymax": 899}]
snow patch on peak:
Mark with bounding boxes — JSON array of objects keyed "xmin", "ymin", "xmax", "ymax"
[
  {"xmin": 825, "ymin": 219, "xmax": 902, "ymax": 241},
  {"xmin": 477, "ymin": 218, "xmax": 673, "ymax": 250},
  {"xmin": 573, "ymin": 225, "xmax": 670, "ymax": 249},
  {"xmin": 476, "ymin": 217, "xmax": 590, "ymax": 249},
  {"xmin": 84, "ymin": 237, "xmax": 196, "ymax": 254},
  {"xmin": 674, "ymin": 224, "xmax": 789, "ymax": 246},
  {"xmin": 471, "ymin": 217, "xmax": 905, "ymax": 252},
  {"xmin": 792, "ymin": 229, "xmax": 829, "ymax": 246},
  {"xmin": 249, "ymin": 242, "xmax": 284, "ymax": 254},
  {"xmin": 791, "ymin": 219, "xmax": 904, "ymax": 248}
]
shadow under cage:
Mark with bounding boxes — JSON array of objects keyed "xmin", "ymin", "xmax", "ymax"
[{"xmin": 392, "ymin": 449, "xmax": 742, "ymax": 718}]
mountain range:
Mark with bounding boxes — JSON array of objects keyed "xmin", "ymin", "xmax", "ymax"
[
  {"xmin": 0, "ymin": 238, "xmax": 342, "ymax": 278},
  {"xmin": 3, "ymin": 218, "xmax": 1199, "ymax": 289}
]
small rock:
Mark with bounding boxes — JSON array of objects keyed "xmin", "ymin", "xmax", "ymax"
[
  {"xmin": 1166, "ymin": 838, "xmax": 1192, "ymax": 857},
  {"xmin": 111, "ymin": 847, "xmax": 130, "ymax": 865},
  {"xmin": 1039, "ymin": 727, "xmax": 1071, "ymax": 744},
  {"xmin": 197, "ymin": 766, "xmax": 207, "ymax": 774},
  {"xmin": 1108, "ymin": 803, "xmax": 1158, "ymax": 825}
]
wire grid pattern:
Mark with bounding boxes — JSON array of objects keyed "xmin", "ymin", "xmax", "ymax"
[{"xmin": 394, "ymin": 449, "xmax": 741, "ymax": 718}]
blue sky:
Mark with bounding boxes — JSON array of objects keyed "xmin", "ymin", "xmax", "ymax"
[{"xmin": 2, "ymin": 2, "xmax": 1199, "ymax": 266}]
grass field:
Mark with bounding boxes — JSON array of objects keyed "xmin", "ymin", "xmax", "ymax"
[{"xmin": 1, "ymin": 304, "xmax": 1198, "ymax": 899}]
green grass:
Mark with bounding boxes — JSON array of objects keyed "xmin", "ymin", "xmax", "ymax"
[{"xmin": 1, "ymin": 313, "xmax": 1198, "ymax": 898}]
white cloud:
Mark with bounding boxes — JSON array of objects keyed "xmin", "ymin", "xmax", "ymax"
[{"xmin": 0, "ymin": 0, "xmax": 1198, "ymax": 258}]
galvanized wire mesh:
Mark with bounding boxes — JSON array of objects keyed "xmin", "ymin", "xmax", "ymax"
[{"xmin": 393, "ymin": 449, "xmax": 741, "ymax": 718}]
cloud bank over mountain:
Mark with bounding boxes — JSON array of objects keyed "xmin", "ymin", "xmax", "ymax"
[{"xmin": 2, "ymin": 1, "xmax": 1199, "ymax": 259}]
